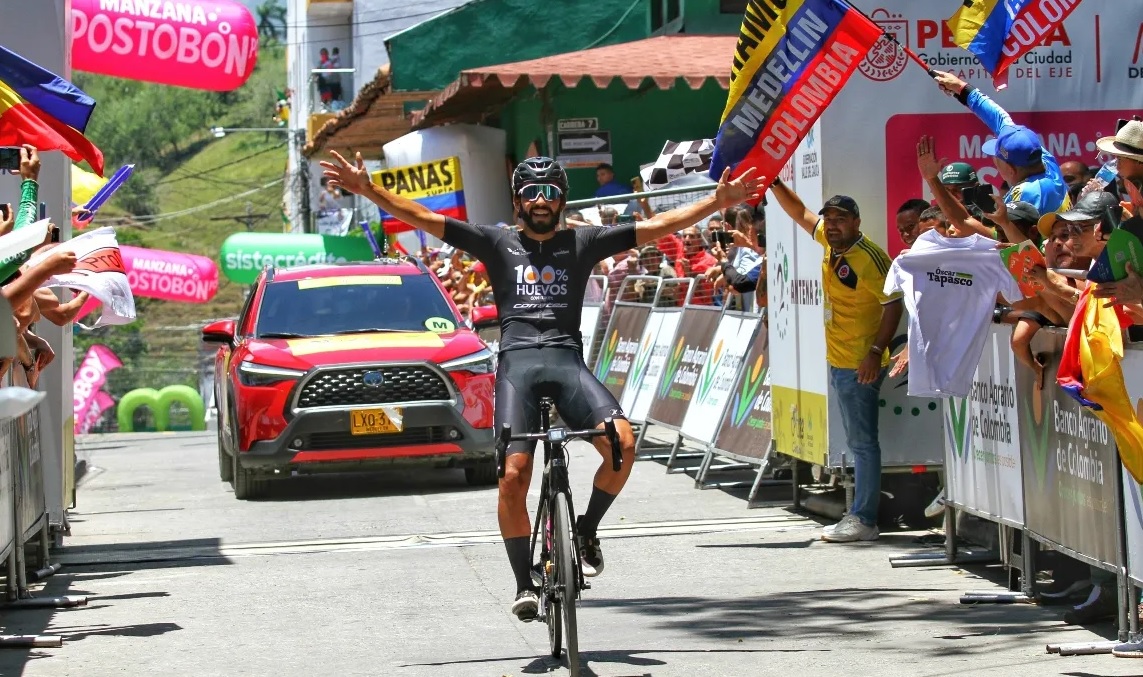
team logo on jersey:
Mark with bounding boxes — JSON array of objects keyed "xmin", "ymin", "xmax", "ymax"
[
  {"xmin": 515, "ymin": 264, "xmax": 569, "ymax": 298},
  {"xmin": 837, "ymin": 264, "xmax": 850, "ymax": 279}
]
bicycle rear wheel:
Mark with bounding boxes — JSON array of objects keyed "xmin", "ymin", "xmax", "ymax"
[{"xmin": 553, "ymin": 492, "xmax": 579, "ymax": 675}]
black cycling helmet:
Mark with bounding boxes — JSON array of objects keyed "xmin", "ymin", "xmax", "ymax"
[{"xmin": 512, "ymin": 156, "xmax": 569, "ymax": 194}]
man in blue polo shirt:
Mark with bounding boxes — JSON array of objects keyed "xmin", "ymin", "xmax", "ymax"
[
  {"xmin": 931, "ymin": 70, "xmax": 1070, "ymax": 216},
  {"xmin": 595, "ymin": 164, "xmax": 630, "ymax": 198}
]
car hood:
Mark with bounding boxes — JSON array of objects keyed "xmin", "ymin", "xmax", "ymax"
[{"xmin": 244, "ymin": 331, "xmax": 488, "ymax": 370}]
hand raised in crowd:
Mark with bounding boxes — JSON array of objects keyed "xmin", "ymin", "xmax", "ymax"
[
  {"xmin": 982, "ymin": 198, "xmax": 1013, "ymax": 230},
  {"xmin": 1093, "ymin": 262, "xmax": 1143, "ymax": 306},
  {"xmin": 19, "ymin": 145, "xmax": 40, "ymax": 182},
  {"xmin": 0, "ymin": 203, "xmax": 12, "ymax": 237},
  {"xmin": 729, "ymin": 229, "xmax": 753, "ymax": 249},
  {"xmin": 40, "ymin": 247, "xmax": 77, "ymax": 276},
  {"xmin": 710, "ymin": 243, "xmax": 728, "ymax": 264},
  {"xmin": 320, "ymin": 150, "xmax": 372, "ymax": 196},
  {"xmin": 25, "ymin": 332, "xmax": 54, "ymax": 372},
  {"xmin": 1122, "ymin": 178, "xmax": 1143, "ymax": 219},
  {"xmin": 714, "ymin": 167, "xmax": 765, "ymax": 209},
  {"xmin": 916, "ymin": 135, "xmax": 945, "ymax": 181},
  {"xmin": 932, "ymin": 70, "xmax": 968, "ymax": 97}
]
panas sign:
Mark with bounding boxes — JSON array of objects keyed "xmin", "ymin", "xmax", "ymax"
[
  {"xmin": 72, "ymin": 0, "xmax": 259, "ymax": 91},
  {"xmin": 73, "ymin": 344, "xmax": 122, "ymax": 434}
]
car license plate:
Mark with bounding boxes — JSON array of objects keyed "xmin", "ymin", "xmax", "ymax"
[{"xmin": 349, "ymin": 407, "xmax": 404, "ymax": 435}]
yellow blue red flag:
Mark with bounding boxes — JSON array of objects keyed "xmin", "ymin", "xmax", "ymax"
[
  {"xmin": 709, "ymin": 0, "xmax": 882, "ymax": 185},
  {"xmin": 947, "ymin": 0, "xmax": 1082, "ymax": 90}
]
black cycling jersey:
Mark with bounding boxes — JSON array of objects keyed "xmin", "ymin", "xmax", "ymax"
[{"xmin": 442, "ymin": 218, "xmax": 638, "ymax": 353}]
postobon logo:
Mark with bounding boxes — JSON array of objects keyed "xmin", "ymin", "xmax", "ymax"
[{"xmin": 859, "ymin": 9, "xmax": 909, "ymax": 82}]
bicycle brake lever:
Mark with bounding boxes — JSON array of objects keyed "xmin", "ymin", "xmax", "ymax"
[
  {"xmin": 495, "ymin": 422, "xmax": 512, "ymax": 479},
  {"xmin": 603, "ymin": 418, "xmax": 622, "ymax": 472}
]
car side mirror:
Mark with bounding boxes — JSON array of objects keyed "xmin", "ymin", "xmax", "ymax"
[
  {"xmin": 202, "ymin": 319, "xmax": 236, "ymax": 345},
  {"xmin": 470, "ymin": 305, "xmax": 498, "ymax": 331}
]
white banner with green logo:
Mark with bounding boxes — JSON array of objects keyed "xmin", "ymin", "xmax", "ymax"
[
  {"xmin": 680, "ymin": 313, "xmax": 761, "ymax": 446},
  {"xmin": 1119, "ymin": 349, "xmax": 1143, "ymax": 586},
  {"xmin": 943, "ymin": 325, "xmax": 1025, "ymax": 528}
]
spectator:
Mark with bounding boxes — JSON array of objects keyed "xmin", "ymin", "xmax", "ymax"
[
  {"xmin": 327, "ymin": 47, "xmax": 343, "ymax": 105},
  {"xmin": 594, "ymin": 164, "xmax": 629, "ymax": 198},
  {"xmin": 316, "ymin": 48, "xmax": 331, "ymax": 106},
  {"xmin": 607, "ymin": 248, "xmax": 646, "ymax": 307},
  {"xmin": 564, "ymin": 209, "xmax": 587, "ymax": 229},
  {"xmin": 896, "ymin": 198, "xmax": 933, "ymax": 248},
  {"xmin": 938, "ymin": 162, "xmax": 979, "ymax": 204},
  {"xmin": 932, "ymin": 71, "xmax": 1070, "ymax": 216},
  {"xmin": 769, "ymin": 181, "xmax": 903, "ymax": 542},
  {"xmin": 1059, "ymin": 160, "xmax": 1089, "ymax": 192},
  {"xmin": 916, "ymin": 206, "xmax": 949, "ymax": 239},
  {"xmin": 1092, "ymin": 120, "xmax": 1143, "ymax": 306},
  {"xmin": 675, "ymin": 226, "xmax": 717, "ymax": 304}
]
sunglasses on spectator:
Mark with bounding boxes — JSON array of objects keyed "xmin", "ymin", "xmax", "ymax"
[
  {"xmin": 1063, "ymin": 220, "xmax": 1100, "ymax": 238},
  {"xmin": 518, "ymin": 184, "xmax": 562, "ymax": 202}
]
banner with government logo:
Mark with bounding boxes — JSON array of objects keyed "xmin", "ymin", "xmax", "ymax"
[
  {"xmin": 768, "ymin": 121, "xmax": 829, "ymax": 466},
  {"xmin": 627, "ymin": 310, "xmax": 682, "ymax": 424},
  {"xmin": 1018, "ymin": 330, "xmax": 1119, "ymax": 567},
  {"xmin": 942, "ymin": 325, "xmax": 1025, "ymax": 528},
  {"xmin": 1118, "ymin": 349, "xmax": 1143, "ymax": 586},
  {"xmin": 646, "ymin": 306, "xmax": 722, "ymax": 430},
  {"xmin": 681, "ymin": 313, "xmax": 761, "ymax": 445},
  {"xmin": 593, "ymin": 304, "xmax": 652, "ymax": 401},
  {"xmin": 619, "ymin": 311, "xmax": 667, "ymax": 417},
  {"xmin": 824, "ymin": 0, "xmax": 1142, "ymax": 257},
  {"xmin": 714, "ymin": 322, "xmax": 773, "ymax": 461}
]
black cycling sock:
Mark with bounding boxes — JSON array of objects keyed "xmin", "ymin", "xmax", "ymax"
[
  {"xmin": 504, "ymin": 537, "xmax": 534, "ymax": 593},
  {"xmin": 578, "ymin": 486, "xmax": 618, "ymax": 536}
]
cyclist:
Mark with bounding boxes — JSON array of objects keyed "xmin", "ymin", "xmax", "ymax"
[{"xmin": 321, "ymin": 151, "xmax": 763, "ymax": 620}]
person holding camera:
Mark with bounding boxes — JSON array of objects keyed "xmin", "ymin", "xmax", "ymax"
[{"xmin": 931, "ymin": 71, "xmax": 1069, "ymax": 217}]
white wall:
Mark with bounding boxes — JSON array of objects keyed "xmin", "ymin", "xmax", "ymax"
[{"xmin": 0, "ymin": 0, "xmax": 73, "ymax": 526}]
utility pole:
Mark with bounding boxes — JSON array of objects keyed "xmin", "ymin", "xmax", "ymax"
[
  {"xmin": 209, "ymin": 201, "xmax": 271, "ymax": 232},
  {"xmin": 297, "ymin": 129, "xmax": 313, "ymax": 234}
]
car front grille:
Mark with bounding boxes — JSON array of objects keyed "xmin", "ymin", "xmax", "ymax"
[
  {"xmin": 304, "ymin": 426, "xmax": 458, "ymax": 451},
  {"xmin": 296, "ymin": 365, "xmax": 451, "ymax": 408}
]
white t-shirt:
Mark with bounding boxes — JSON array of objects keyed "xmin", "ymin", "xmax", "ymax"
[{"xmin": 885, "ymin": 230, "xmax": 1024, "ymax": 398}]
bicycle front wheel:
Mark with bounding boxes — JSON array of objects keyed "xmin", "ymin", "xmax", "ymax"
[{"xmin": 553, "ymin": 492, "xmax": 579, "ymax": 675}]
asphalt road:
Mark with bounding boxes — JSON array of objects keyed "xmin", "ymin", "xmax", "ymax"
[{"xmin": 0, "ymin": 430, "xmax": 1138, "ymax": 676}]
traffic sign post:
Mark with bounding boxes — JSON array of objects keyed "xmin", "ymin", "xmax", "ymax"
[
  {"xmin": 556, "ymin": 129, "xmax": 612, "ymax": 169},
  {"xmin": 557, "ymin": 118, "xmax": 598, "ymax": 132}
]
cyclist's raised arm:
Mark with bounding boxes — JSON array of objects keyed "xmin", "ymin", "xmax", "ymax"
[
  {"xmin": 321, "ymin": 151, "xmax": 447, "ymax": 239},
  {"xmin": 634, "ymin": 167, "xmax": 764, "ymax": 246}
]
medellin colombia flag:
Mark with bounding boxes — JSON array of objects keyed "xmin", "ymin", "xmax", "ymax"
[
  {"xmin": 0, "ymin": 46, "xmax": 103, "ymax": 176},
  {"xmin": 709, "ymin": 0, "xmax": 882, "ymax": 186},
  {"xmin": 370, "ymin": 157, "xmax": 466, "ymax": 234},
  {"xmin": 947, "ymin": 0, "xmax": 1081, "ymax": 90}
]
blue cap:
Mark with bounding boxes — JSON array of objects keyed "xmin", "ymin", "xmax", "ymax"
[{"xmin": 981, "ymin": 126, "xmax": 1043, "ymax": 167}]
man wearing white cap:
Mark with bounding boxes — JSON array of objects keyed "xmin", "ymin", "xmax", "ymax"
[{"xmin": 1092, "ymin": 119, "xmax": 1143, "ymax": 307}]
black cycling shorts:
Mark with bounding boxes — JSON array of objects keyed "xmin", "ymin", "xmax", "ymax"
[{"xmin": 495, "ymin": 347, "xmax": 626, "ymax": 455}]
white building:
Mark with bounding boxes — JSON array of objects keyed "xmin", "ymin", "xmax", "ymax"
[{"xmin": 284, "ymin": 0, "xmax": 467, "ymax": 234}]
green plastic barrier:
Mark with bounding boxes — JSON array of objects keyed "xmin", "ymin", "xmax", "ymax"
[
  {"xmin": 117, "ymin": 386, "xmax": 206, "ymax": 432},
  {"xmin": 219, "ymin": 232, "xmax": 376, "ymax": 284}
]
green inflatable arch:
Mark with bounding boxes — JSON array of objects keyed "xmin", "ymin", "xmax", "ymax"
[{"xmin": 117, "ymin": 386, "xmax": 206, "ymax": 432}]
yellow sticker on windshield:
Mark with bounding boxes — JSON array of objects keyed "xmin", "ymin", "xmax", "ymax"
[
  {"xmin": 297, "ymin": 275, "xmax": 402, "ymax": 290},
  {"xmin": 424, "ymin": 317, "xmax": 456, "ymax": 333},
  {"xmin": 286, "ymin": 332, "xmax": 444, "ymax": 355}
]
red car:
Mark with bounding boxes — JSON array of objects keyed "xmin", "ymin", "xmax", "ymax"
[{"xmin": 201, "ymin": 258, "xmax": 496, "ymax": 500}]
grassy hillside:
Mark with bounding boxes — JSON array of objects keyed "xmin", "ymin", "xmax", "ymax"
[{"xmin": 74, "ymin": 45, "xmax": 289, "ymax": 395}]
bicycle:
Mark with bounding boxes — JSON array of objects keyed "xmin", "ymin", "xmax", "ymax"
[{"xmin": 495, "ymin": 397, "xmax": 622, "ymax": 676}]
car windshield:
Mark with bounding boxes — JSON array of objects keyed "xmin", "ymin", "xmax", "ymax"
[{"xmin": 255, "ymin": 274, "xmax": 457, "ymax": 338}]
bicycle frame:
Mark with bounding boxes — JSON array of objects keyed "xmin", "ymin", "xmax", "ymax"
[{"xmin": 528, "ymin": 400, "xmax": 586, "ymax": 597}]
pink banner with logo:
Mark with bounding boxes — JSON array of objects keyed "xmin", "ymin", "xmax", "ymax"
[
  {"xmin": 71, "ymin": 0, "xmax": 259, "ymax": 92},
  {"xmin": 77, "ymin": 390, "xmax": 115, "ymax": 435},
  {"xmin": 73, "ymin": 344, "xmax": 122, "ymax": 433},
  {"xmin": 78, "ymin": 245, "xmax": 219, "ymax": 319}
]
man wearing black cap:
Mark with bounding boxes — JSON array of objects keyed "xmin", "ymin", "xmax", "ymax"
[
  {"xmin": 768, "ymin": 179, "xmax": 903, "ymax": 543},
  {"xmin": 931, "ymin": 71, "xmax": 1070, "ymax": 217}
]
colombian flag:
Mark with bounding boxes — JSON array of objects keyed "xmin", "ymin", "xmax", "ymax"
[
  {"xmin": 1057, "ymin": 285, "xmax": 1143, "ymax": 483},
  {"xmin": 709, "ymin": 0, "xmax": 881, "ymax": 187},
  {"xmin": 371, "ymin": 157, "xmax": 467, "ymax": 234},
  {"xmin": 0, "ymin": 46, "xmax": 103, "ymax": 176},
  {"xmin": 947, "ymin": 0, "xmax": 1081, "ymax": 90}
]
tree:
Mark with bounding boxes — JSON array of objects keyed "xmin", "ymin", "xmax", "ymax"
[{"xmin": 256, "ymin": 0, "xmax": 287, "ymax": 43}]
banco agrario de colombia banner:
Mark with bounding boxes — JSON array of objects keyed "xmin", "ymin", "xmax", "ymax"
[
  {"xmin": 709, "ymin": 0, "xmax": 882, "ymax": 186},
  {"xmin": 371, "ymin": 157, "xmax": 466, "ymax": 234}
]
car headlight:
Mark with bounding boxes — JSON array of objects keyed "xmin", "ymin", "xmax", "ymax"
[
  {"xmin": 237, "ymin": 361, "xmax": 306, "ymax": 387},
  {"xmin": 440, "ymin": 348, "xmax": 495, "ymax": 375}
]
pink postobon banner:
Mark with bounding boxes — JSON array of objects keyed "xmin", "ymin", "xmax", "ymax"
[
  {"xmin": 73, "ymin": 345, "xmax": 122, "ymax": 434},
  {"xmin": 78, "ymin": 245, "xmax": 219, "ymax": 319},
  {"xmin": 77, "ymin": 391, "xmax": 115, "ymax": 435},
  {"xmin": 71, "ymin": 0, "xmax": 259, "ymax": 92}
]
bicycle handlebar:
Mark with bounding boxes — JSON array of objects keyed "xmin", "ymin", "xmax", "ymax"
[{"xmin": 495, "ymin": 418, "xmax": 624, "ymax": 478}]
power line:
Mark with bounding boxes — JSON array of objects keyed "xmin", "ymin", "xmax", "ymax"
[
  {"xmin": 102, "ymin": 178, "xmax": 284, "ymax": 226},
  {"xmin": 156, "ymin": 143, "xmax": 286, "ymax": 185}
]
